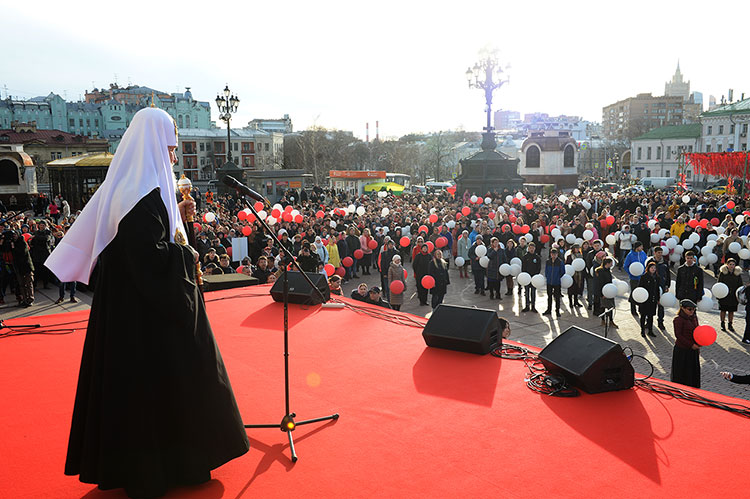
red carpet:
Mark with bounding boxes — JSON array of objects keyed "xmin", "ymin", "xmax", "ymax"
[{"xmin": 1, "ymin": 285, "xmax": 749, "ymax": 498}]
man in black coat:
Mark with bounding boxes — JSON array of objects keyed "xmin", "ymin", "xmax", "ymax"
[
  {"xmin": 412, "ymin": 243, "xmax": 431, "ymax": 306},
  {"xmin": 521, "ymin": 242, "xmax": 541, "ymax": 312},
  {"xmin": 675, "ymin": 251, "xmax": 704, "ymax": 303},
  {"xmin": 30, "ymin": 221, "xmax": 54, "ymax": 289},
  {"xmin": 11, "ymin": 231, "xmax": 34, "ymax": 307}
]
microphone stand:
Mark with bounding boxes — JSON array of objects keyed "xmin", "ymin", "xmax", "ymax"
[{"xmin": 236, "ymin": 193, "xmax": 338, "ymax": 463}]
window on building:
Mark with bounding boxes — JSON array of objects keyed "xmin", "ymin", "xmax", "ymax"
[
  {"xmin": 719, "ymin": 125, "xmax": 724, "ymax": 135},
  {"xmin": 743, "ymin": 124, "xmax": 749, "ymax": 135},
  {"xmin": 233, "ymin": 142, "xmax": 238, "ymax": 151},
  {"xmin": 686, "ymin": 170, "xmax": 692, "ymax": 178},
  {"xmin": 731, "ymin": 124, "xmax": 735, "ymax": 134},
  {"xmin": 718, "ymin": 144, "xmax": 723, "ymax": 152},
  {"xmin": 665, "ymin": 170, "xmax": 670, "ymax": 177},
  {"xmin": 743, "ymin": 143, "xmax": 747, "ymax": 151},
  {"xmin": 646, "ymin": 170, "xmax": 651, "ymax": 177},
  {"xmin": 729, "ymin": 144, "xmax": 734, "ymax": 151},
  {"xmin": 688, "ymin": 145, "xmax": 693, "ymax": 152},
  {"xmin": 647, "ymin": 147, "xmax": 652, "ymax": 160},
  {"xmin": 637, "ymin": 147, "xmax": 642, "ymax": 160},
  {"xmin": 707, "ymin": 125, "xmax": 712, "ymax": 135},
  {"xmin": 86, "ymin": 119, "xmax": 90, "ymax": 127},
  {"xmin": 69, "ymin": 118, "xmax": 75, "ymax": 127},
  {"xmin": 636, "ymin": 170, "xmax": 642, "ymax": 178},
  {"xmin": 79, "ymin": 119, "xmax": 83, "ymax": 127},
  {"xmin": 200, "ymin": 157, "xmax": 205, "ymax": 166},
  {"xmin": 525, "ymin": 145, "xmax": 540, "ymax": 168},
  {"xmin": 706, "ymin": 145, "xmax": 711, "ymax": 152},
  {"xmin": 563, "ymin": 144, "xmax": 574, "ymax": 168},
  {"xmin": 199, "ymin": 142, "xmax": 204, "ymax": 152},
  {"xmin": 666, "ymin": 146, "xmax": 671, "ymax": 159},
  {"xmin": 656, "ymin": 146, "xmax": 661, "ymax": 160},
  {"xmin": 265, "ymin": 143, "xmax": 269, "ymax": 152},
  {"xmin": 178, "ymin": 115, "xmax": 183, "ymax": 128}
]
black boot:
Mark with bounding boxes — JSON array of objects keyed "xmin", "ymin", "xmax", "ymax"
[
  {"xmin": 721, "ymin": 321, "xmax": 727, "ymax": 332},
  {"xmin": 489, "ymin": 290, "xmax": 495, "ymax": 299},
  {"xmin": 729, "ymin": 322, "xmax": 735, "ymax": 332}
]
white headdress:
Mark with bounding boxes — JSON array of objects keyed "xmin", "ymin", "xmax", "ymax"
[{"xmin": 45, "ymin": 108, "xmax": 186, "ymax": 284}]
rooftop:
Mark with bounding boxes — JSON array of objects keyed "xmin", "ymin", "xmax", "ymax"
[
  {"xmin": 701, "ymin": 98, "xmax": 750, "ymax": 117},
  {"xmin": 632, "ymin": 123, "xmax": 702, "ymax": 140}
]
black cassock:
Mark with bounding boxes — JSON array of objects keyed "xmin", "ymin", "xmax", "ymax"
[{"xmin": 65, "ymin": 188, "xmax": 249, "ymax": 497}]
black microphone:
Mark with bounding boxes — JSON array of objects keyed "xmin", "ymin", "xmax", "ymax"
[{"xmin": 221, "ymin": 175, "xmax": 266, "ymax": 203}]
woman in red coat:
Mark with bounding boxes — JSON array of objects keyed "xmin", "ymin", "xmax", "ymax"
[{"xmin": 671, "ymin": 299, "xmax": 701, "ymax": 388}]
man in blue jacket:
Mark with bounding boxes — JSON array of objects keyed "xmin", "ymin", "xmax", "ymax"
[
  {"xmin": 624, "ymin": 241, "xmax": 648, "ymax": 315},
  {"xmin": 544, "ymin": 249, "xmax": 564, "ymax": 317}
]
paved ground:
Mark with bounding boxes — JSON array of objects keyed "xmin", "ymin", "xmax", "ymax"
[{"xmin": 4, "ymin": 263, "xmax": 750, "ymax": 402}]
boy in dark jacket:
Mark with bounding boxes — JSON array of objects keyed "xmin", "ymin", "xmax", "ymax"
[
  {"xmin": 522, "ymin": 242, "xmax": 541, "ymax": 312},
  {"xmin": 544, "ymin": 249, "xmax": 564, "ymax": 317}
]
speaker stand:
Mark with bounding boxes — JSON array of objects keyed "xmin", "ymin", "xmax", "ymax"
[
  {"xmin": 599, "ymin": 307, "xmax": 615, "ymax": 338},
  {"xmin": 235, "ymin": 194, "xmax": 338, "ymax": 463}
]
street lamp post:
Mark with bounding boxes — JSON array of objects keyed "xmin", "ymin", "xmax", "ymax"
[
  {"xmin": 466, "ymin": 49, "xmax": 509, "ymax": 151},
  {"xmin": 215, "ymin": 85, "xmax": 240, "ymax": 176}
]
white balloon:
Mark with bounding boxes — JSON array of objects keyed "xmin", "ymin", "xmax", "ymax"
[
  {"xmin": 707, "ymin": 253, "xmax": 718, "ymax": 264},
  {"xmin": 558, "ymin": 195, "xmax": 568, "ymax": 203},
  {"xmin": 561, "ymin": 274, "xmax": 574, "ymax": 288},
  {"xmin": 551, "ymin": 228, "xmax": 562, "ymax": 239},
  {"xmin": 330, "ymin": 220, "xmax": 337, "ymax": 228},
  {"xmin": 381, "ymin": 208, "xmax": 390, "ymax": 217},
  {"xmin": 519, "ymin": 198, "xmax": 527, "ymax": 206},
  {"xmin": 716, "ymin": 226, "xmax": 726, "ymax": 235},
  {"xmin": 377, "ymin": 190, "xmax": 388, "ymax": 198},
  {"xmin": 257, "ymin": 209, "xmax": 267, "ymax": 220},
  {"xmin": 659, "ymin": 228, "xmax": 669, "ymax": 238},
  {"xmin": 682, "ymin": 195, "xmax": 691, "ymax": 203},
  {"xmin": 572, "ymin": 258, "xmax": 586, "ymax": 272},
  {"xmin": 469, "ymin": 195, "xmax": 478, "ymax": 204},
  {"xmin": 272, "ymin": 203, "xmax": 283, "ymax": 212},
  {"xmin": 669, "ymin": 253, "xmax": 681, "ymax": 263},
  {"xmin": 674, "ymin": 244, "xmax": 685, "ymax": 254},
  {"xmin": 737, "ymin": 215, "xmax": 745, "ymax": 224},
  {"xmin": 356, "ymin": 206, "xmax": 365, "ymax": 216},
  {"xmin": 498, "ymin": 206, "xmax": 506, "ymax": 214},
  {"xmin": 510, "ymin": 257, "xmax": 522, "ymax": 267},
  {"xmin": 531, "ymin": 274, "xmax": 546, "ymax": 289},
  {"xmin": 583, "ymin": 229, "xmax": 594, "ymax": 240},
  {"xmin": 615, "ymin": 279, "xmax": 630, "ymax": 297},
  {"xmin": 204, "ymin": 211, "xmax": 216, "ymax": 223},
  {"xmin": 602, "ymin": 283, "xmax": 618, "ymax": 298},
  {"xmin": 707, "ymin": 234, "xmax": 718, "ymax": 242},
  {"xmin": 266, "ymin": 216, "xmax": 277, "ymax": 226},
  {"xmin": 701, "ymin": 288, "xmax": 712, "ymax": 301},
  {"xmin": 701, "ymin": 246, "xmax": 713, "ymax": 256},
  {"xmin": 706, "ymin": 239, "xmax": 717, "ymax": 249},
  {"xmin": 573, "ymin": 188, "xmax": 581, "ymax": 196},
  {"xmin": 650, "ymin": 233, "xmax": 660, "ymax": 243},
  {"xmin": 565, "ymin": 234, "xmax": 576, "ymax": 244},
  {"xmin": 582, "ymin": 200, "xmax": 592, "ymax": 210},
  {"xmin": 524, "ymin": 233, "xmax": 533, "ymax": 243},
  {"xmin": 682, "ymin": 239, "xmax": 694, "ymax": 250},
  {"xmin": 689, "ymin": 232, "xmax": 700, "ymax": 244},
  {"xmin": 739, "ymin": 248, "xmax": 750, "ymax": 260},
  {"xmin": 697, "ymin": 297, "xmax": 714, "ymax": 312},
  {"xmin": 699, "ymin": 256, "xmax": 708, "ymax": 266},
  {"xmin": 575, "ymin": 238, "xmax": 584, "ymax": 247},
  {"xmin": 447, "ymin": 220, "xmax": 456, "ymax": 229},
  {"xmin": 506, "ymin": 195, "xmax": 514, "ymax": 203},
  {"xmin": 606, "ymin": 234, "xmax": 617, "ymax": 245},
  {"xmin": 632, "ymin": 287, "xmax": 649, "ymax": 303},
  {"xmin": 517, "ymin": 272, "xmax": 532, "ymax": 286},
  {"xmin": 455, "ymin": 256, "xmax": 465, "ymax": 266},
  {"xmin": 290, "ymin": 209, "xmax": 300, "ymax": 217},
  {"xmin": 629, "ymin": 262, "xmax": 645, "ymax": 277},
  {"xmin": 510, "ymin": 264, "xmax": 522, "ymax": 277},
  {"xmin": 729, "ymin": 242, "xmax": 742, "ymax": 253},
  {"xmin": 475, "ymin": 245, "xmax": 487, "ymax": 258},
  {"xmin": 479, "ymin": 255, "xmax": 489, "ymax": 268},
  {"xmin": 647, "ymin": 220, "xmax": 657, "ymax": 230},
  {"xmin": 516, "ymin": 192, "xmax": 523, "ymax": 199},
  {"xmin": 665, "ymin": 238, "xmax": 677, "ymax": 249},
  {"xmin": 712, "ymin": 282, "xmax": 730, "ymax": 299},
  {"xmin": 565, "ymin": 264, "xmax": 575, "ymax": 276},
  {"xmin": 485, "ymin": 197, "xmax": 492, "ymax": 204},
  {"xmin": 499, "ymin": 263, "xmax": 512, "ymax": 276},
  {"xmin": 660, "ymin": 292, "xmax": 677, "ymax": 307}
]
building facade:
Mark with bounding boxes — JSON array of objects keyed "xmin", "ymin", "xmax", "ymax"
[
  {"xmin": 519, "ymin": 131, "xmax": 578, "ymax": 189},
  {"xmin": 247, "ymin": 114, "xmax": 293, "ymax": 134},
  {"xmin": 699, "ymin": 98, "xmax": 750, "ymax": 154},
  {"xmin": 629, "ymin": 124, "xmax": 700, "ymax": 181},
  {"xmin": 602, "ymin": 93, "xmax": 686, "ymax": 141},
  {"xmin": 0, "ymin": 144, "xmax": 37, "ymax": 207},
  {"xmin": 176, "ymin": 127, "xmax": 284, "ymax": 181}
]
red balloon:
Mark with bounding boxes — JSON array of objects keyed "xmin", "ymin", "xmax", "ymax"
[
  {"xmin": 525, "ymin": 203, "xmax": 533, "ymax": 210},
  {"xmin": 688, "ymin": 219, "xmax": 699, "ymax": 228},
  {"xmin": 512, "ymin": 197, "xmax": 520, "ymax": 204},
  {"xmin": 421, "ymin": 275, "xmax": 435, "ymax": 289},
  {"xmin": 475, "ymin": 197, "xmax": 483, "ymax": 205},
  {"xmin": 324, "ymin": 263, "xmax": 335, "ymax": 276},
  {"xmin": 418, "ymin": 225, "xmax": 428, "ymax": 234},
  {"xmin": 606, "ymin": 215, "xmax": 615, "ymax": 226},
  {"xmin": 400, "ymin": 236, "xmax": 410, "ymax": 247},
  {"xmin": 238, "ymin": 210, "xmax": 247, "ymax": 221},
  {"xmin": 254, "ymin": 201, "xmax": 264, "ymax": 212},
  {"xmin": 403, "ymin": 268, "xmax": 408, "ymax": 279},
  {"xmin": 428, "ymin": 213, "xmax": 438, "ymax": 224},
  {"xmin": 509, "ymin": 215, "xmax": 517, "ymax": 223},
  {"xmin": 521, "ymin": 224, "xmax": 530, "ymax": 234},
  {"xmin": 335, "ymin": 267, "xmax": 346, "ymax": 277},
  {"xmin": 426, "ymin": 241, "xmax": 435, "ymax": 253},
  {"xmin": 284, "ymin": 205, "xmax": 293, "ymax": 213},
  {"xmin": 342, "ymin": 256, "xmax": 354, "ymax": 267},
  {"xmin": 322, "ymin": 239, "xmax": 328, "ymax": 246},
  {"xmin": 294, "ymin": 214, "xmax": 303, "ymax": 223},
  {"xmin": 22, "ymin": 233, "xmax": 31, "ymax": 242},
  {"xmin": 694, "ymin": 325, "xmax": 717, "ymax": 346},
  {"xmin": 436, "ymin": 236, "xmax": 448, "ymax": 248},
  {"xmin": 461, "ymin": 206, "xmax": 471, "ymax": 216},
  {"xmin": 512, "ymin": 224, "xmax": 522, "ymax": 234},
  {"xmin": 727, "ymin": 201, "xmax": 736, "ymax": 209},
  {"xmin": 711, "ymin": 217, "xmax": 720, "ymax": 226},
  {"xmin": 390, "ymin": 280, "xmax": 405, "ymax": 294},
  {"xmin": 368, "ymin": 239, "xmax": 378, "ymax": 250},
  {"xmin": 488, "ymin": 212, "xmax": 496, "ymax": 219},
  {"xmin": 271, "ymin": 208, "xmax": 281, "ymax": 218},
  {"xmin": 699, "ymin": 219, "xmax": 709, "ymax": 228},
  {"xmin": 540, "ymin": 234, "xmax": 550, "ymax": 243},
  {"xmin": 354, "ymin": 249, "xmax": 364, "ymax": 259},
  {"xmin": 226, "ymin": 247, "xmax": 232, "ymax": 257},
  {"xmin": 455, "ymin": 213, "xmax": 463, "ymax": 220},
  {"xmin": 246, "ymin": 212, "xmax": 256, "ymax": 223},
  {"xmin": 193, "ymin": 222, "xmax": 201, "ymax": 231},
  {"xmin": 282, "ymin": 212, "xmax": 293, "ymax": 222},
  {"xmin": 316, "ymin": 210, "xmax": 325, "ymax": 218},
  {"xmin": 242, "ymin": 226, "xmax": 252, "ymax": 236},
  {"xmin": 502, "ymin": 224, "xmax": 510, "ymax": 232}
]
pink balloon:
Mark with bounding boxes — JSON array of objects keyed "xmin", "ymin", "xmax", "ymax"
[
  {"xmin": 421, "ymin": 275, "xmax": 435, "ymax": 289},
  {"xmin": 324, "ymin": 263, "xmax": 335, "ymax": 276},
  {"xmin": 390, "ymin": 280, "xmax": 405, "ymax": 294}
]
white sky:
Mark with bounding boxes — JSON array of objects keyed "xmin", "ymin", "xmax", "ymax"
[{"xmin": 2, "ymin": 0, "xmax": 748, "ymax": 140}]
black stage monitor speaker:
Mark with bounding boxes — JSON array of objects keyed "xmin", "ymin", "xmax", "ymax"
[
  {"xmin": 539, "ymin": 326, "xmax": 634, "ymax": 394},
  {"xmin": 202, "ymin": 273, "xmax": 258, "ymax": 291},
  {"xmin": 270, "ymin": 271, "xmax": 330, "ymax": 305},
  {"xmin": 422, "ymin": 304, "xmax": 500, "ymax": 355}
]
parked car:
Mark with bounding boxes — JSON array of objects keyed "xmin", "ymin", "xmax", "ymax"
[
  {"xmin": 593, "ymin": 183, "xmax": 619, "ymax": 192},
  {"xmin": 706, "ymin": 185, "xmax": 727, "ymax": 195}
]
